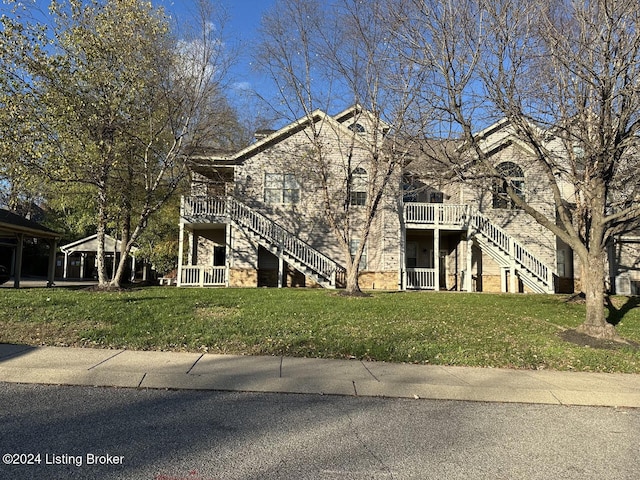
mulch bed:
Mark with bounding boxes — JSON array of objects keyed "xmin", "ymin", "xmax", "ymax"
[{"xmin": 559, "ymin": 329, "xmax": 640, "ymax": 352}]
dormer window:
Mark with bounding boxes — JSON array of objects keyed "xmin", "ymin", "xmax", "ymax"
[{"xmin": 348, "ymin": 123, "xmax": 365, "ymax": 134}]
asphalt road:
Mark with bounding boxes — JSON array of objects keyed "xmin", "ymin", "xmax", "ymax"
[{"xmin": 1, "ymin": 383, "xmax": 639, "ymax": 480}]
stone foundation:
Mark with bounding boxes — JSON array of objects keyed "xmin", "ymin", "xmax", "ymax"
[
  {"xmin": 358, "ymin": 271, "xmax": 399, "ymax": 291},
  {"xmin": 476, "ymin": 274, "xmax": 502, "ymax": 293},
  {"xmin": 229, "ymin": 268, "xmax": 258, "ymax": 287},
  {"xmin": 257, "ymin": 266, "xmax": 309, "ymax": 287}
]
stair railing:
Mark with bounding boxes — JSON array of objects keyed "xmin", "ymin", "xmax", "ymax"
[
  {"xmin": 469, "ymin": 211, "xmax": 552, "ymax": 289},
  {"xmin": 183, "ymin": 196, "xmax": 345, "ymax": 285}
]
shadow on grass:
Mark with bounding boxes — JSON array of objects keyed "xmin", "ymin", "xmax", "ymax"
[
  {"xmin": 564, "ymin": 293, "xmax": 640, "ymax": 327},
  {"xmin": 605, "ymin": 296, "xmax": 640, "ymax": 326},
  {"xmin": 559, "ymin": 329, "xmax": 640, "ymax": 352}
]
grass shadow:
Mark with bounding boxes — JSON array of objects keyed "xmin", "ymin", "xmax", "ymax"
[
  {"xmin": 559, "ymin": 329, "xmax": 640, "ymax": 351},
  {"xmin": 605, "ymin": 296, "xmax": 640, "ymax": 326}
]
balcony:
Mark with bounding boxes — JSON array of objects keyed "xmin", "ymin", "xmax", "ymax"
[
  {"xmin": 404, "ymin": 203, "xmax": 468, "ymax": 229},
  {"xmin": 181, "ymin": 196, "xmax": 227, "ymax": 223}
]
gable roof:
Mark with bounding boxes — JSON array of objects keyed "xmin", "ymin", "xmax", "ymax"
[
  {"xmin": 332, "ymin": 104, "xmax": 390, "ymax": 134},
  {"xmin": 0, "ymin": 209, "xmax": 61, "ymax": 239},
  {"xmin": 473, "ymin": 120, "xmax": 538, "ymax": 158},
  {"xmin": 200, "ymin": 107, "xmax": 376, "ymax": 165},
  {"xmin": 60, "ymin": 234, "xmax": 138, "ymax": 254}
]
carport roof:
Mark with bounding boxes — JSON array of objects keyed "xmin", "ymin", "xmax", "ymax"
[
  {"xmin": 0, "ymin": 209, "xmax": 61, "ymax": 240},
  {"xmin": 60, "ymin": 233, "xmax": 138, "ymax": 254}
]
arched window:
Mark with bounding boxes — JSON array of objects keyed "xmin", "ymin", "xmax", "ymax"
[
  {"xmin": 349, "ymin": 167, "xmax": 367, "ymax": 206},
  {"xmin": 492, "ymin": 162, "xmax": 525, "ymax": 209}
]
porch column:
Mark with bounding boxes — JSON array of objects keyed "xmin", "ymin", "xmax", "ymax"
[
  {"xmin": 225, "ymin": 225, "xmax": 232, "ymax": 287},
  {"xmin": 80, "ymin": 253, "xmax": 86, "ymax": 279},
  {"xmin": 510, "ymin": 248, "xmax": 517, "ymax": 292},
  {"xmin": 277, "ymin": 255, "xmax": 284, "ymax": 288},
  {"xmin": 434, "ymin": 228, "xmax": 440, "ymax": 290},
  {"xmin": 465, "ymin": 235, "xmax": 473, "ymax": 292},
  {"xmin": 399, "ymin": 208, "xmax": 406, "ymax": 290},
  {"xmin": 63, "ymin": 251, "xmax": 69, "ymax": 279},
  {"xmin": 13, "ymin": 233, "xmax": 24, "ymax": 288},
  {"xmin": 47, "ymin": 239, "xmax": 58, "ymax": 287},
  {"xmin": 177, "ymin": 222, "xmax": 185, "ymax": 287},
  {"xmin": 130, "ymin": 255, "xmax": 136, "ymax": 282},
  {"xmin": 400, "ymin": 226, "xmax": 406, "ymax": 291}
]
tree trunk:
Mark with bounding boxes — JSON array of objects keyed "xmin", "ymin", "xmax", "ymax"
[
  {"xmin": 576, "ymin": 253, "xmax": 617, "ymax": 339},
  {"xmin": 95, "ymin": 191, "xmax": 109, "ymax": 286},
  {"xmin": 110, "ymin": 242, "xmax": 129, "ymax": 288},
  {"xmin": 344, "ymin": 264, "xmax": 362, "ymax": 295},
  {"xmin": 110, "ymin": 212, "xmax": 131, "ymax": 288}
]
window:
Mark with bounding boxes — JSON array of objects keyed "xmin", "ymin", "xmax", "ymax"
[
  {"xmin": 429, "ymin": 191, "xmax": 444, "ymax": 203},
  {"xmin": 348, "ymin": 122, "xmax": 365, "ymax": 133},
  {"xmin": 492, "ymin": 162, "xmax": 525, "ymax": 209},
  {"xmin": 350, "ymin": 239, "xmax": 367, "ymax": 270},
  {"xmin": 349, "ymin": 167, "xmax": 368, "ymax": 206},
  {"xmin": 402, "ymin": 183, "xmax": 418, "ymax": 202},
  {"xmin": 265, "ymin": 173, "xmax": 300, "ymax": 204}
]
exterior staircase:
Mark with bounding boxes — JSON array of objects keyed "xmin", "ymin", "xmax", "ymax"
[
  {"xmin": 182, "ymin": 196, "xmax": 345, "ymax": 288},
  {"xmin": 404, "ymin": 203, "xmax": 555, "ymax": 293},
  {"xmin": 468, "ymin": 211, "xmax": 555, "ymax": 294},
  {"xmin": 183, "ymin": 197, "xmax": 555, "ymax": 293}
]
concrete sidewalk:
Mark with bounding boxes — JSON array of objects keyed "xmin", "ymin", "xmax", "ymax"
[{"xmin": 1, "ymin": 343, "xmax": 640, "ymax": 408}]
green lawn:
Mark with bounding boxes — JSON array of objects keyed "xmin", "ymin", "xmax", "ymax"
[{"xmin": 1, "ymin": 287, "xmax": 639, "ymax": 373}]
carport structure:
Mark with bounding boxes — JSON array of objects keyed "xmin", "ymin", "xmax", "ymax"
[
  {"xmin": 0, "ymin": 209, "xmax": 62, "ymax": 288},
  {"xmin": 59, "ymin": 233, "xmax": 139, "ymax": 281}
]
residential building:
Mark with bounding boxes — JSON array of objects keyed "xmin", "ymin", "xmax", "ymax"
[{"xmin": 177, "ymin": 106, "xmax": 640, "ymax": 295}]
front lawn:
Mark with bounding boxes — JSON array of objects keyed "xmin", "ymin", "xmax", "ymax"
[{"xmin": 1, "ymin": 287, "xmax": 639, "ymax": 373}]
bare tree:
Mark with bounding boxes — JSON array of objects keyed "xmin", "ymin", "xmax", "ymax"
[
  {"xmin": 256, "ymin": 0, "xmax": 420, "ymax": 294},
  {"xmin": 393, "ymin": 0, "xmax": 640, "ymax": 338}
]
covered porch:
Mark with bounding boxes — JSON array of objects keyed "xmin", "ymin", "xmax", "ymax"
[
  {"xmin": 402, "ymin": 203, "xmax": 473, "ymax": 291},
  {"xmin": 177, "ymin": 221, "xmax": 229, "ymax": 287}
]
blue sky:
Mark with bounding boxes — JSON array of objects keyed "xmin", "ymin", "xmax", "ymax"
[
  {"xmin": 5, "ymin": 0, "xmax": 278, "ymax": 106},
  {"xmin": 159, "ymin": 0, "xmax": 278, "ymax": 107},
  {"xmin": 0, "ymin": 0, "xmax": 280, "ymax": 123}
]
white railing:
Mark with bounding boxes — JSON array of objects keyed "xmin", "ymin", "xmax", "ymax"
[
  {"xmin": 183, "ymin": 196, "xmax": 226, "ymax": 218},
  {"xmin": 182, "ymin": 196, "xmax": 345, "ymax": 286},
  {"xmin": 404, "ymin": 203, "xmax": 468, "ymax": 226},
  {"xmin": 469, "ymin": 211, "xmax": 552, "ymax": 289},
  {"xmin": 405, "ymin": 268, "xmax": 436, "ymax": 289},
  {"xmin": 180, "ymin": 266, "xmax": 226, "ymax": 286},
  {"xmin": 182, "ymin": 196, "xmax": 553, "ymax": 292}
]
